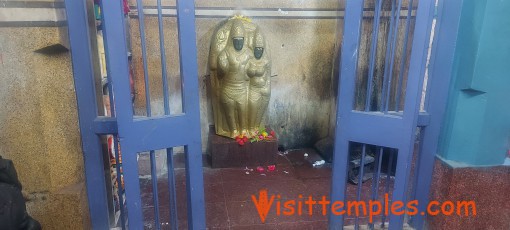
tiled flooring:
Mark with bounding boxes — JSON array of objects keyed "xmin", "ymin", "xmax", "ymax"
[{"xmin": 139, "ymin": 149, "xmax": 394, "ymax": 229}]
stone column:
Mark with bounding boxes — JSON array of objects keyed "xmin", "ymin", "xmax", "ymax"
[{"xmin": 429, "ymin": 0, "xmax": 510, "ymax": 229}]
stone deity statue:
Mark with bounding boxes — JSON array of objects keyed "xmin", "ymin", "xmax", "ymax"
[
  {"xmin": 247, "ymin": 30, "xmax": 271, "ymax": 136},
  {"xmin": 209, "ymin": 17, "xmax": 271, "ymax": 138}
]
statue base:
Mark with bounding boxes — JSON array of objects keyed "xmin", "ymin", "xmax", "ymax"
[{"xmin": 208, "ymin": 126, "xmax": 278, "ymax": 168}]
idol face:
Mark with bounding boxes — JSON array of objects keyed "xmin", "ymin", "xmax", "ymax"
[
  {"xmin": 254, "ymin": 47, "xmax": 264, "ymax": 59},
  {"xmin": 233, "ymin": 37, "xmax": 244, "ymax": 51}
]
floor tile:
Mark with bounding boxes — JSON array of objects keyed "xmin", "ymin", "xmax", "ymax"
[
  {"xmin": 220, "ymin": 164, "xmax": 297, "ymax": 182},
  {"xmin": 230, "ymin": 223, "xmax": 278, "ymax": 230},
  {"xmin": 223, "ymin": 179, "xmax": 306, "ymax": 202},
  {"xmin": 138, "ymin": 150, "xmax": 396, "ymax": 229}
]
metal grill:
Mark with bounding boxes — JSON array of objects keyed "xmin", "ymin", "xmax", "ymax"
[
  {"xmin": 64, "ymin": 0, "xmax": 460, "ymax": 229},
  {"xmin": 329, "ymin": 0, "xmax": 436, "ymax": 229}
]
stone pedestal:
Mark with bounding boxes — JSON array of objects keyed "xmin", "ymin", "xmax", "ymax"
[
  {"xmin": 208, "ymin": 126, "xmax": 278, "ymax": 168},
  {"xmin": 428, "ymin": 157, "xmax": 510, "ymax": 230}
]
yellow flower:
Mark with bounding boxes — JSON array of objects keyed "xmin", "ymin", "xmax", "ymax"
[{"xmin": 229, "ymin": 15, "xmax": 252, "ymax": 23}]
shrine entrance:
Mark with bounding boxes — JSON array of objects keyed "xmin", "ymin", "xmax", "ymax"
[{"xmin": 65, "ymin": 0, "xmax": 456, "ymax": 229}]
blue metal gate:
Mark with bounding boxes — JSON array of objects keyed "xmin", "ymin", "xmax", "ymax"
[
  {"xmin": 64, "ymin": 0, "xmax": 458, "ymax": 229},
  {"xmin": 328, "ymin": 0, "xmax": 438, "ymax": 229},
  {"xmin": 65, "ymin": 0, "xmax": 205, "ymax": 229}
]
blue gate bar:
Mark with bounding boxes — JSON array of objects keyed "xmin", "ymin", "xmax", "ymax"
[
  {"xmin": 381, "ymin": 149, "xmax": 395, "ymax": 228},
  {"xmin": 411, "ymin": 0, "xmax": 462, "ymax": 228},
  {"xmin": 150, "ymin": 151, "xmax": 161, "ymax": 229},
  {"xmin": 380, "ymin": 150, "xmax": 394, "ymax": 227},
  {"xmin": 64, "ymin": 0, "xmax": 110, "ymax": 228},
  {"xmin": 94, "ymin": 117, "xmax": 118, "ymax": 134},
  {"xmin": 384, "ymin": 0, "xmax": 404, "ymax": 113},
  {"xmin": 101, "ymin": 0, "xmax": 145, "ymax": 228},
  {"xmin": 380, "ymin": 0, "xmax": 397, "ymax": 112},
  {"xmin": 388, "ymin": 0, "xmax": 436, "ymax": 228},
  {"xmin": 176, "ymin": 0, "xmax": 207, "ymax": 228},
  {"xmin": 365, "ymin": 0, "xmax": 384, "ymax": 112},
  {"xmin": 91, "ymin": 113, "xmax": 432, "ymax": 141},
  {"xmin": 157, "ymin": 0, "xmax": 171, "ymax": 115},
  {"xmin": 184, "ymin": 144, "xmax": 206, "ymax": 229},
  {"xmin": 136, "ymin": 0, "xmax": 152, "ymax": 116},
  {"xmin": 329, "ymin": 0, "xmax": 364, "ymax": 228},
  {"xmin": 155, "ymin": 3, "xmax": 181, "ymax": 226},
  {"xmin": 369, "ymin": 147, "xmax": 384, "ymax": 230},
  {"xmin": 354, "ymin": 144, "xmax": 367, "ymax": 230},
  {"xmin": 400, "ymin": 0, "xmax": 435, "ymax": 122},
  {"xmin": 113, "ymin": 135, "xmax": 127, "ymax": 229},
  {"xmin": 408, "ymin": 128, "xmax": 425, "ymax": 226},
  {"xmin": 166, "ymin": 148, "xmax": 179, "ymax": 230},
  {"xmin": 395, "ymin": 0, "xmax": 415, "ymax": 112},
  {"xmin": 105, "ymin": 30, "xmax": 127, "ymax": 228}
]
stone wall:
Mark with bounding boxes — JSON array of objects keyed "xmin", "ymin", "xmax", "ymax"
[
  {"xmin": 128, "ymin": 5, "xmax": 340, "ymax": 150},
  {"xmin": 0, "ymin": 1, "xmax": 90, "ymax": 229},
  {"xmin": 0, "ymin": 0, "xmax": 419, "ymax": 228},
  {"xmin": 127, "ymin": 0, "xmax": 417, "ymax": 151},
  {"xmin": 130, "ymin": 17, "xmax": 339, "ymax": 150}
]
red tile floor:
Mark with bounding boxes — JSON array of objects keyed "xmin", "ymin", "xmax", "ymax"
[{"xmin": 139, "ymin": 149, "xmax": 394, "ymax": 229}]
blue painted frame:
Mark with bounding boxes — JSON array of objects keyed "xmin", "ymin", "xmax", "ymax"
[
  {"xmin": 66, "ymin": 0, "xmax": 205, "ymax": 229},
  {"xmin": 410, "ymin": 0, "xmax": 463, "ymax": 229},
  {"xmin": 66, "ymin": 0, "xmax": 455, "ymax": 228},
  {"xmin": 64, "ymin": 0, "xmax": 110, "ymax": 228},
  {"xmin": 329, "ymin": 0, "xmax": 436, "ymax": 229},
  {"xmin": 100, "ymin": 0, "xmax": 205, "ymax": 229}
]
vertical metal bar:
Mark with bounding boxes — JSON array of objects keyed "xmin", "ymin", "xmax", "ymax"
[
  {"xmin": 104, "ymin": 25, "xmax": 127, "ymax": 229},
  {"xmin": 395, "ymin": 0, "xmax": 415, "ymax": 112},
  {"xmin": 150, "ymin": 151, "xmax": 161, "ymax": 230},
  {"xmin": 408, "ymin": 128, "xmax": 424, "ymax": 226},
  {"xmin": 157, "ymin": 0, "xmax": 171, "ymax": 115},
  {"xmin": 184, "ymin": 144, "xmax": 206, "ymax": 229},
  {"xmin": 329, "ymin": 0, "xmax": 364, "ymax": 229},
  {"xmin": 380, "ymin": 150, "xmax": 394, "ymax": 228},
  {"xmin": 369, "ymin": 147, "xmax": 384, "ymax": 230},
  {"xmin": 380, "ymin": 0, "xmax": 397, "ymax": 111},
  {"xmin": 136, "ymin": 0, "xmax": 152, "ymax": 116},
  {"xmin": 101, "ymin": 0, "xmax": 143, "ymax": 228},
  {"xmin": 64, "ymin": 0, "xmax": 110, "ymax": 228},
  {"xmin": 176, "ymin": 0, "xmax": 206, "ymax": 229},
  {"xmin": 176, "ymin": 0, "xmax": 200, "ymax": 114},
  {"xmin": 412, "ymin": 0, "xmax": 461, "ymax": 229},
  {"xmin": 390, "ymin": 0, "xmax": 435, "ymax": 228},
  {"xmin": 329, "ymin": 140, "xmax": 351, "ymax": 230},
  {"xmin": 365, "ymin": 0, "xmax": 384, "ymax": 112},
  {"xmin": 166, "ymin": 148, "xmax": 179, "ymax": 230},
  {"xmin": 127, "ymin": 0, "xmax": 175, "ymax": 206},
  {"xmin": 122, "ymin": 149, "xmax": 145, "ymax": 229},
  {"xmin": 422, "ymin": 0, "xmax": 438, "ymax": 113},
  {"xmin": 384, "ymin": 0, "xmax": 404, "ymax": 113},
  {"xmin": 389, "ymin": 144, "xmax": 414, "ymax": 230},
  {"xmin": 401, "ymin": 0, "xmax": 435, "ymax": 121},
  {"xmin": 112, "ymin": 135, "xmax": 126, "ymax": 229},
  {"xmin": 354, "ymin": 144, "xmax": 367, "ymax": 230}
]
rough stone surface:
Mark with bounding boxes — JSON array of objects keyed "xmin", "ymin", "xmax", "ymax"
[
  {"xmin": 0, "ymin": 26, "xmax": 89, "ymax": 229},
  {"xmin": 429, "ymin": 157, "xmax": 510, "ymax": 230}
]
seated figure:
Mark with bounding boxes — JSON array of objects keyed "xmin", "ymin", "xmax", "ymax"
[{"xmin": 0, "ymin": 155, "xmax": 41, "ymax": 230}]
